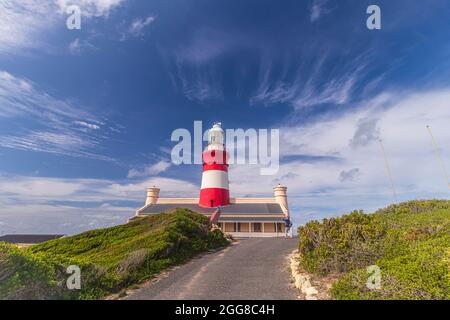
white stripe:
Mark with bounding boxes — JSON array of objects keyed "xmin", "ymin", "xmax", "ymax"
[
  {"xmin": 201, "ymin": 170, "xmax": 229, "ymax": 189},
  {"xmin": 206, "ymin": 144, "xmax": 224, "ymax": 151}
]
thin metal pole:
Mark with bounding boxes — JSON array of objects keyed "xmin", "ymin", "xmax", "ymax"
[
  {"xmin": 378, "ymin": 138, "xmax": 398, "ymax": 203},
  {"xmin": 426, "ymin": 125, "xmax": 450, "ymax": 189}
]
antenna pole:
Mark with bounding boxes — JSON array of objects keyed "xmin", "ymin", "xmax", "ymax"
[
  {"xmin": 378, "ymin": 138, "xmax": 398, "ymax": 203},
  {"xmin": 426, "ymin": 125, "xmax": 450, "ymax": 189}
]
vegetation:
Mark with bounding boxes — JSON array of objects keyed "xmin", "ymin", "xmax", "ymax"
[
  {"xmin": 297, "ymin": 200, "xmax": 450, "ymax": 300},
  {"xmin": 0, "ymin": 209, "xmax": 229, "ymax": 300}
]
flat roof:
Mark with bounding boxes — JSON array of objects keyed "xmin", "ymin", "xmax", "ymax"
[
  {"xmin": 138, "ymin": 202, "xmax": 284, "ymax": 215},
  {"xmin": 218, "ymin": 216, "xmax": 285, "ymax": 222},
  {"xmin": 0, "ymin": 234, "xmax": 65, "ymax": 244}
]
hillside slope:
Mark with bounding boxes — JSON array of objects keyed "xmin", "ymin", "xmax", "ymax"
[
  {"xmin": 297, "ymin": 200, "xmax": 450, "ymax": 300},
  {"xmin": 0, "ymin": 209, "xmax": 229, "ymax": 300}
]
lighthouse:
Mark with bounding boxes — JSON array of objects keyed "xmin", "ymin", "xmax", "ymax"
[
  {"xmin": 199, "ymin": 122, "xmax": 230, "ymax": 207},
  {"xmin": 133, "ymin": 121, "xmax": 293, "ymax": 237}
]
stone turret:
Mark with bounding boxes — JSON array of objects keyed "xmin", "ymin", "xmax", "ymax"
[
  {"xmin": 273, "ymin": 184, "xmax": 289, "ymax": 217},
  {"xmin": 145, "ymin": 186, "xmax": 160, "ymax": 206}
]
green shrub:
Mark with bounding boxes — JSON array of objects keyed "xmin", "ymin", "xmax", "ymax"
[
  {"xmin": 0, "ymin": 209, "xmax": 229, "ymax": 300},
  {"xmin": 298, "ymin": 210, "xmax": 386, "ymax": 274},
  {"xmin": 297, "ymin": 200, "xmax": 450, "ymax": 300},
  {"xmin": 331, "ymin": 233, "xmax": 450, "ymax": 300}
]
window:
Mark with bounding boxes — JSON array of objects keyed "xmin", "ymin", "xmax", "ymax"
[
  {"xmin": 237, "ymin": 223, "xmax": 241, "ymax": 232},
  {"xmin": 253, "ymin": 223, "xmax": 262, "ymax": 232},
  {"xmin": 225, "ymin": 223, "xmax": 235, "ymax": 232},
  {"xmin": 276, "ymin": 223, "xmax": 284, "ymax": 232}
]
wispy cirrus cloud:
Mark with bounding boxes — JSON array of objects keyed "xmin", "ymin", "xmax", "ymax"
[
  {"xmin": 0, "ymin": 71, "xmax": 93, "ymax": 122},
  {"xmin": 0, "ymin": 131, "xmax": 112, "ymax": 160},
  {"xmin": 0, "ymin": 71, "xmax": 116, "ymax": 161},
  {"xmin": 251, "ymin": 52, "xmax": 369, "ymax": 109},
  {"xmin": 119, "ymin": 15, "xmax": 157, "ymax": 40},
  {"xmin": 167, "ymin": 60, "xmax": 224, "ymax": 102},
  {"xmin": 69, "ymin": 38, "xmax": 97, "ymax": 55},
  {"xmin": 310, "ymin": 0, "xmax": 330, "ymax": 22},
  {"xmin": 179, "ymin": 70, "xmax": 223, "ymax": 102},
  {"xmin": 162, "ymin": 28, "xmax": 240, "ymax": 102},
  {"xmin": 0, "ymin": 0, "xmax": 125, "ymax": 55},
  {"xmin": 73, "ymin": 120, "xmax": 101, "ymax": 130},
  {"xmin": 127, "ymin": 15, "xmax": 156, "ymax": 37}
]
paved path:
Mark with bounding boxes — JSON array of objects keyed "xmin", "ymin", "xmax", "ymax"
[{"xmin": 126, "ymin": 238, "xmax": 298, "ymax": 300}]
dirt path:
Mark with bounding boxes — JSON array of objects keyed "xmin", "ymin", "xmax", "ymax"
[{"xmin": 125, "ymin": 238, "xmax": 298, "ymax": 300}]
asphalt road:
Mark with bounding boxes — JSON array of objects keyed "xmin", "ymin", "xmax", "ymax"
[{"xmin": 125, "ymin": 238, "xmax": 298, "ymax": 300}]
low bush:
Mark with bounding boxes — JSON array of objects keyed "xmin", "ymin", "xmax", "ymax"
[
  {"xmin": 0, "ymin": 209, "xmax": 229, "ymax": 300},
  {"xmin": 297, "ymin": 200, "xmax": 450, "ymax": 300},
  {"xmin": 298, "ymin": 210, "xmax": 386, "ymax": 274}
]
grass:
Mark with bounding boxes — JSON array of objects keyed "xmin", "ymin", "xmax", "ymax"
[
  {"xmin": 297, "ymin": 200, "xmax": 450, "ymax": 300},
  {"xmin": 0, "ymin": 209, "xmax": 229, "ymax": 300}
]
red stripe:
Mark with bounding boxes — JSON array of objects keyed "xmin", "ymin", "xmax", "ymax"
[
  {"xmin": 202, "ymin": 150, "xmax": 228, "ymax": 165},
  {"xmin": 203, "ymin": 163, "xmax": 228, "ymax": 172},
  {"xmin": 199, "ymin": 188, "xmax": 230, "ymax": 207}
]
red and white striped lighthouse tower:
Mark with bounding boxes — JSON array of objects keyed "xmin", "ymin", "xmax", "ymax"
[{"xmin": 199, "ymin": 122, "xmax": 230, "ymax": 208}]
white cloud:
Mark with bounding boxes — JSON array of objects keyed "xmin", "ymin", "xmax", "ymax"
[
  {"xmin": 74, "ymin": 120, "xmax": 101, "ymax": 130},
  {"xmin": 0, "ymin": 177, "xmax": 82, "ymax": 197},
  {"xmin": 0, "ymin": 71, "xmax": 114, "ymax": 160},
  {"xmin": 0, "ymin": 70, "xmax": 84, "ymax": 120},
  {"xmin": 56, "ymin": 0, "xmax": 124, "ymax": 18},
  {"xmin": 0, "ymin": 175, "xmax": 197, "ymax": 203},
  {"xmin": 231, "ymin": 88, "xmax": 450, "ymax": 223},
  {"xmin": 127, "ymin": 160, "xmax": 172, "ymax": 178},
  {"xmin": 310, "ymin": 0, "xmax": 329, "ymax": 22},
  {"xmin": 69, "ymin": 38, "xmax": 97, "ymax": 55},
  {"xmin": 0, "ymin": 131, "xmax": 105, "ymax": 160},
  {"xmin": 0, "ymin": 203, "xmax": 133, "ymax": 235},
  {"xmin": 0, "ymin": 0, "xmax": 57, "ymax": 54},
  {"xmin": 0, "ymin": 0, "xmax": 125, "ymax": 55},
  {"xmin": 0, "ymin": 174, "xmax": 199, "ymax": 234},
  {"xmin": 128, "ymin": 15, "xmax": 156, "ymax": 37}
]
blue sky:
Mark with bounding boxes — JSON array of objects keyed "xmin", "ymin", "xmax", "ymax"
[{"xmin": 1, "ymin": 0, "xmax": 450, "ymax": 234}]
